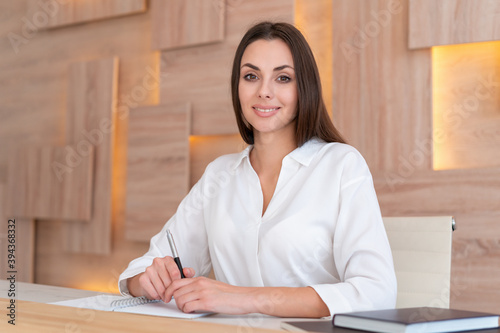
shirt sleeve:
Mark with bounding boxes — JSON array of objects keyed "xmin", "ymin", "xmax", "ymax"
[
  {"xmin": 118, "ymin": 170, "xmax": 212, "ymax": 296},
  {"xmin": 310, "ymin": 151, "xmax": 397, "ymax": 316}
]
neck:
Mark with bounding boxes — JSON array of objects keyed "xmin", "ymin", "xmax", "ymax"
[{"xmin": 250, "ymin": 128, "xmax": 297, "ymax": 173}]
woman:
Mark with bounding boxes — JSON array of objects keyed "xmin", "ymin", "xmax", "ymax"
[{"xmin": 119, "ymin": 21, "xmax": 397, "ymax": 318}]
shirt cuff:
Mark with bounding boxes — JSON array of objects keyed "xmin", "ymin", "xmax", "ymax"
[
  {"xmin": 117, "ymin": 268, "xmax": 147, "ymax": 296},
  {"xmin": 310, "ymin": 284, "xmax": 353, "ymax": 317}
]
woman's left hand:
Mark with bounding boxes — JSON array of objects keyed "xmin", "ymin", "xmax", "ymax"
[{"xmin": 164, "ymin": 277, "xmax": 252, "ymax": 314}]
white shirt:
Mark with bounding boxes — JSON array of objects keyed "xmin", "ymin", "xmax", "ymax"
[{"xmin": 118, "ymin": 138, "xmax": 397, "ymax": 315}]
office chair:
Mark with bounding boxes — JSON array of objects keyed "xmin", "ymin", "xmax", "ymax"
[{"xmin": 383, "ymin": 216, "xmax": 455, "ymax": 309}]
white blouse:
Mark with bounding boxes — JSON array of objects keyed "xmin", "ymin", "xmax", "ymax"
[{"xmin": 118, "ymin": 138, "xmax": 397, "ymax": 316}]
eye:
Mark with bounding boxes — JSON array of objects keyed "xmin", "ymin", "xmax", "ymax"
[
  {"xmin": 243, "ymin": 73, "xmax": 258, "ymax": 81},
  {"xmin": 277, "ymin": 75, "xmax": 291, "ymax": 83}
]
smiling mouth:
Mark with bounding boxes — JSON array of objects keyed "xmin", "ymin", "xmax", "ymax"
[{"xmin": 253, "ymin": 107, "xmax": 280, "ymax": 113}]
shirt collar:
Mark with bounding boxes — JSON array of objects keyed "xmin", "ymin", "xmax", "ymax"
[
  {"xmin": 231, "ymin": 145, "xmax": 252, "ymax": 171},
  {"xmin": 287, "ymin": 137, "xmax": 325, "ymax": 166},
  {"xmin": 231, "ymin": 137, "xmax": 326, "ymax": 170}
]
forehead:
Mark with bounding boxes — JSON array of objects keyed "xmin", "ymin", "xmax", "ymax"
[{"xmin": 241, "ymin": 39, "xmax": 294, "ymax": 67}]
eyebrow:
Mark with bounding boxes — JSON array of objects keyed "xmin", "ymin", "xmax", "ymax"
[{"xmin": 241, "ymin": 63, "xmax": 294, "ymax": 71}]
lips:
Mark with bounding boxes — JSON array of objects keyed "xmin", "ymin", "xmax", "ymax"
[{"xmin": 252, "ymin": 105, "xmax": 280, "ymax": 117}]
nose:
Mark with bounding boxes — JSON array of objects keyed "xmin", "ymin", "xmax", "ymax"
[{"xmin": 258, "ymin": 80, "xmax": 273, "ymax": 99}]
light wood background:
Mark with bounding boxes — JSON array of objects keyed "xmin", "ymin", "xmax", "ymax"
[
  {"xmin": 0, "ymin": 0, "xmax": 499, "ymax": 314},
  {"xmin": 64, "ymin": 57, "xmax": 118, "ymax": 255},
  {"xmin": 6, "ymin": 145, "xmax": 94, "ymax": 220},
  {"xmin": 332, "ymin": 0, "xmax": 500, "ymax": 313},
  {"xmin": 27, "ymin": 0, "xmax": 147, "ymax": 30},
  {"xmin": 151, "ymin": 0, "xmax": 225, "ymax": 51},
  {"xmin": 126, "ymin": 103, "xmax": 191, "ymax": 242},
  {"xmin": 432, "ymin": 41, "xmax": 500, "ymax": 170},
  {"xmin": 409, "ymin": 0, "xmax": 500, "ymax": 49}
]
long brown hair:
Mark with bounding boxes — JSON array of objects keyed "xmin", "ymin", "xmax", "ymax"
[{"xmin": 231, "ymin": 21, "xmax": 346, "ymax": 146}]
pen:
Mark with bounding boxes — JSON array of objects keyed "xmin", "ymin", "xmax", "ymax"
[{"xmin": 166, "ymin": 229, "xmax": 186, "ymax": 278}]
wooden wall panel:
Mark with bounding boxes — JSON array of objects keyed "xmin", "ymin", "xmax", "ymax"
[
  {"xmin": 0, "ymin": 184, "xmax": 8, "ymax": 279},
  {"xmin": 0, "ymin": 184, "xmax": 35, "ymax": 282},
  {"xmin": 332, "ymin": 0, "xmax": 432, "ymax": 171},
  {"xmin": 126, "ymin": 103, "xmax": 190, "ymax": 242},
  {"xmin": 189, "ymin": 134, "xmax": 246, "ymax": 187},
  {"xmin": 374, "ymin": 169, "xmax": 500, "ymax": 217},
  {"xmin": 12, "ymin": 218, "xmax": 36, "ymax": 283},
  {"xmin": 64, "ymin": 57, "xmax": 118, "ymax": 254},
  {"xmin": 151, "ymin": 0, "xmax": 225, "ymax": 51},
  {"xmin": 450, "ymin": 210, "xmax": 500, "ymax": 312},
  {"xmin": 27, "ymin": 0, "xmax": 147, "ymax": 30},
  {"xmin": 0, "ymin": 234, "xmax": 5, "ymax": 279},
  {"xmin": 1, "ymin": 1, "xmax": 158, "ymax": 292},
  {"xmin": 409, "ymin": 0, "xmax": 500, "ymax": 49},
  {"xmin": 334, "ymin": 0, "xmax": 500, "ymax": 314},
  {"xmin": 5, "ymin": 145, "xmax": 94, "ymax": 220},
  {"xmin": 374, "ymin": 168, "xmax": 500, "ymax": 312},
  {"xmin": 0, "ymin": 68, "xmax": 66, "ymax": 184},
  {"xmin": 160, "ymin": 0, "xmax": 294, "ymax": 135},
  {"xmin": 161, "ymin": 44, "xmax": 236, "ymax": 135},
  {"xmin": 452, "ymin": 237, "xmax": 500, "ymax": 313},
  {"xmin": 295, "ymin": 0, "xmax": 333, "ymax": 116},
  {"xmin": 432, "ymin": 41, "xmax": 500, "ymax": 170}
]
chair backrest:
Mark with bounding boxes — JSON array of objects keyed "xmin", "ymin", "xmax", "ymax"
[{"xmin": 383, "ymin": 216, "xmax": 455, "ymax": 309}]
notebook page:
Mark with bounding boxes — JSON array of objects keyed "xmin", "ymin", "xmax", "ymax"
[
  {"xmin": 51, "ymin": 295, "xmax": 124, "ymax": 311},
  {"xmin": 51, "ymin": 295, "xmax": 211, "ymax": 319},
  {"xmin": 116, "ymin": 299, "xmax": 209, "ymax": 319}
]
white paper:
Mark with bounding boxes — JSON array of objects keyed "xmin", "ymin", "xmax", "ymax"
[{"xmin": 51, "ymin": 295, "xmax": 210, "ymax": 319}]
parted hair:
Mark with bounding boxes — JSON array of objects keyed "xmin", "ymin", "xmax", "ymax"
[{"xmin": 231, "ymin": 21, "xmax": 346, "ymax": 146}]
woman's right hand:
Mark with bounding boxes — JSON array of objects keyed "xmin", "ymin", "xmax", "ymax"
[{"xmin": 126, "ymin": 256, "xmax": 195, "ymax": 302}]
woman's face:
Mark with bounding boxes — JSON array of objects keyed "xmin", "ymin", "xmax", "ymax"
[{"xmin": 238, "ymin": 38, "xmax": 298, "ymax": 140}]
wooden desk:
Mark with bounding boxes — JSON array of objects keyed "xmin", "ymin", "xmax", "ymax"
[
  {"xmin": 0, "ymin": 281, "xmax": 314, "ymax": 332},
  {"xmin": 0, "ymin": 298, "xmax": 288, "ymax": 333},
  {"xmin": 2, "ymin": 281, "xmax": 499, "ymax": 333}
]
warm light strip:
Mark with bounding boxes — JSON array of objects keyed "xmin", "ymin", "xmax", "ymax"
[
  {"xmin": 294, "ymin": 0, "xmax": 333, "ymax": 117},
  {"xmin": 431, "ymin": 45, "xmax": 447, "ymax": 171},
  {"xmin": 76, "ymin": 282, "xmax": 120, "ymax": 294},
  {"xmin": 432, "ymin": 41, "xmax": 500, "ymax": 170}
]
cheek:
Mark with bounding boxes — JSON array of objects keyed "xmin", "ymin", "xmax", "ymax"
[
  {"xmin": 280, "ymin": 87, "xmax": 298, "ymax": 109},
  {"xmin": 238, "ymin": 83, "xmax": 255, "ymax": 106},
  {"xmin": 238, "ymin": 82, "xmax": 248, "ymax": 104}
]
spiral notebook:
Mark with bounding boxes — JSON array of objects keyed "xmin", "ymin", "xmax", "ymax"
[{"xmin": 51, "ymin": 295, "xmax": 210, "ymax": 319}]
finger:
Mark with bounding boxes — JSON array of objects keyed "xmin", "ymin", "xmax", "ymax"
[
  {"xmin": 138, "ymin": 270, "xmax": 161, "ymax": 300},
  {"xmin": 171, "ymin": 282, "xmax": 200, "ymax": 312},
  {"xmin": 164, "ymin": 277, "xmax": 193, "ymax": 302},
  {"xmin": 152, "ymin": 257, "xmax": 173, "ymax": 290},
  {"xmin": 180, "ymin": 299, "xmax": 209, "ymax": 314},
  {"xmin": 165, "ymin": 257, "xmax": 184, "ymax": 281},
  {"xmin": 173, "ymin": 278, "xmax": 217, "ymax": 313},
  {"xmin": 145, "ymin": 264, "xmax": 169, "ymax": 299},
  {"xmin": 183, "ymin": 267, "xmax": 195, "ymax": 278}
]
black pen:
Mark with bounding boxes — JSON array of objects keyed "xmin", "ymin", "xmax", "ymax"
[{"xmin": 166, "ymin": 229, "xmax": 186, "ymax": 278}]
